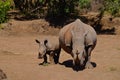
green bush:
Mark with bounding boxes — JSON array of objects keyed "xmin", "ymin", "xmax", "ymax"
[
  {"xmin": 13, "ymin": 0, "xmax": 73, "ymax": 17},
  {"xmin": 47, "ymin": 0, "xmax": 78, "ymax": 17},
  {"xmin": 0, "ymin": 0, "xmax": 11, "ymax": 23},
  {"xmin": 79, "ymin": 0, "xmax": 91, "ymax": 9},
  {"xmin": 13, "ymin": 0, "xmax": 92, "ymax": 18},
  {"xmin": 44, "ymin": 0, "xmax": 91, "ymax": 17},
  {"xmin": 104, "ymin": 0, "xmax": 120, "ymax": 16},
  {"xmin": 13, "ymin": 0, "xmax": 46, "ymax": 17}
]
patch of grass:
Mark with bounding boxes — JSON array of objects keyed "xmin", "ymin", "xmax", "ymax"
[
  {"xmin": 117, "ymin": 48, "xmax": 120, "ymax": 50},
  {"xmin": 42, "ymin": 63, "xmax": 49, "ymax": 66},
  {"xmin": 39, "ymin": 62, "xmax": 50, "ymax": 66},
  {"xmin": 109, "ymin": 67, "xmax": 117, "ymax": 71},
  {"xmin": 0, "ymin": 24, "xmax": 4, "ymax": 30}
]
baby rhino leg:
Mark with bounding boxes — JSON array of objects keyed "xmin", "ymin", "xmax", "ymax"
[
  {"xmin": 54, "ymin": 49, "xmax": 61, "ymax": 64},
  {"xmin": 49, "ymin": 52, "xmax": 55, "ymax": 64}
]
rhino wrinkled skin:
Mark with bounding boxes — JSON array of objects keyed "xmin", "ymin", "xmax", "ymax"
[
  {"xmin": 35, "ymin": 37, "xmax": 61, "ymax": 64},
  {"xmin": 59, "ymin": 19, "xmax": 97, "ymax": 69}
]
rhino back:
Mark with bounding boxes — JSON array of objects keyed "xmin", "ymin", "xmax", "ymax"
[
  {"xmin": 59, "ymin": 19, "xmax": 97, "ymax": 53},
  {"xmin": 82, "ymin": 22, "xmax": 97, "ymax": 46},
  {"xmin": 74, "ymin": 19, "xmax": 97, "ymax": 46},
  {"xmin": 46, "ymin": 36, "xmax": 60, "ymax": 51}
]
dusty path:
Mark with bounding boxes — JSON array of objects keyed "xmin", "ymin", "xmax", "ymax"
[{"xmin": 0, "ymin": 35, "xmax": 120, "ymax": 80}]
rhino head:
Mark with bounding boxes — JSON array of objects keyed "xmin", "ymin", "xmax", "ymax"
[
  {"xmin": 71, "ymin": 30, "xmax": 87, "ymax": 67},
  {"xmin": 72, "ymin": 46, "xmax": 86, "ymax": 66},
  {"xmin": 35, "ymin": 39, "xmax": 48, "ymax": 59}
]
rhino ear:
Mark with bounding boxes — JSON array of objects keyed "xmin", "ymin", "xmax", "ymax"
[
  {"xmin": 35, "ymin": 39, "xmax": 40, "ymax": 44},
  {"xmin": 44, "ymin": 39, "xmax": 48, "ymax": 46}
]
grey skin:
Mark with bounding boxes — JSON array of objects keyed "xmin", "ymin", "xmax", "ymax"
[
  {"xmin": 59, "ymin": 19, "xmax": 97, "ymax": 69},
  {"xmin": 35, "ymin": 37, "xmax": 61, "ymax": 64}
]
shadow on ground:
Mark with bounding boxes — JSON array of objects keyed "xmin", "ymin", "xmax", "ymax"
[{"xmin": 60, "ymin": 59, "xmax": 97, "ymax": 71}]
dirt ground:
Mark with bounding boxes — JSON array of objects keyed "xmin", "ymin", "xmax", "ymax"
[
  {"xmin": 0, "ymin": 34, "xmax": 120, "ymax": 80},
  {"xmin": 0, "ymin": 19, "xmax": 120, "ymax": 80}
]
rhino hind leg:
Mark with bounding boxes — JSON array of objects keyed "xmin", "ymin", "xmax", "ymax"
[
  {"xmin": 85, "ymin": 57, "xmax": 94, "ymax": 69},
  {"xmin": 49, "ymin": 52, "xmax": 56, "ymax": 64}
]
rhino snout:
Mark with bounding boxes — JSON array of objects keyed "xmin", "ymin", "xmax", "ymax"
[
  {"xmin": 80, "ymin": 56, "xmax": 85, "ymax": 66},
  {"xmin": 74, "ymin": 56, "xmax": 85, "ymax": 66}
]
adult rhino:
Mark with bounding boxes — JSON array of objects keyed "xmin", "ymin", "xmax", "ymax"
[{"xmin": 59, "ymin": 19, "xmax": 97, "ymax": 69}]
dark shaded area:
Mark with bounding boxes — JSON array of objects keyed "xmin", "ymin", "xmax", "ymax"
[
  {"xmin": 44, "ymin": 14, "xmax": 92, "ymax": 28},
  {"xmin": 7, "ymin": 10, "xmax": 116, "ymax": 34},
  {"xmin": 8, "ymin": 11, "xmax": 40, "ymax": 21},
  {"xmin": 60, "ymin": 59, "xmax": 97, "ymax": 71},
  {"xmin": 80, "ymin": 11, "xmax": 116, "ymax": 35},
  {"xmin": 44, "ymin": 8, "xmax": 116, "ymax": 34},
  {"xmin": 14, "ymin": 15, "xmax": 40, "ymax": 21},
  {"xmin": 45, "ymin": 15, "xmax": 76, "ymax": 28},
  {"xmin": 95, "ymin": 26, "xmax": 116, "ymax": 35},
  {"xmin": 91, "ymin": 62, "xmax": 97, "ymax": 68},
  {"xmin": 93, "ymin": 21, "xmax": 116, "ymax": 35},
  {"xmin": 92, "ymin": 11, "xmax": 115, "ymax": 35}
]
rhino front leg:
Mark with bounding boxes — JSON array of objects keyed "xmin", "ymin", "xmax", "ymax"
[
  {"xmin": 43, "ymin": 54, "xmax": 48, "ymax": 63},
  {"xmin": 85, "ymin": 47, "xmax": 94, "ymax": 69},
  {"xmin": 54, "ymin": 49, "xmax": 61, "ymax": 64},
  {"xmin": 40, "ymin": 54, "xmax": 49, "ymax": 66}
]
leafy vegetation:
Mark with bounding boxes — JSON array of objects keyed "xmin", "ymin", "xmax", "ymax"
[
  {"xmin": 109, "ymin": 66, "xmax": 117, "ymax": 71},
  {"xmin": 103, "ymin": 0, "xmax": 120, "ymax": 16},
  {"xmin": 0, "ymin": 0, "xmax": 11, "ymax": 23},
  {"xmin": 13, "ymin": 0, "xmax": 91, "ymax": 18},
  {"xmin": 0, "ymin": 0, "xmax": 120, "ymax": 22},
  {"xmin": 79, "ymin": 0, "xmax": 90, "ymax": 9},
  {"xmin": 13, "ymin": 0, "xmax": 47, "ymax": 17}
]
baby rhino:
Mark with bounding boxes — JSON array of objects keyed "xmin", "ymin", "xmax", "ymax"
[{"xmin": 35, "ymin": 36, "xmax": 61, "ymax": 65}]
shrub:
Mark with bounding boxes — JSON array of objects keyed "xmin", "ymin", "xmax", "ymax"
[
  {"xmin": 13, "ymin": 0, "xmax": 46, "ymax": 17},
  {"xmin": 79, "ymin": 0, "xmax": 91, "ymax": 9},
  {"xmin": 0, "ymin": 0, "xmax": 11, "ymax": 23},
  {"xmin": 103, "ymin": 0, "xmax": 120, "ymax": 16}
]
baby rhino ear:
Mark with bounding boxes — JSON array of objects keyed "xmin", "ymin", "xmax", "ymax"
[{"xmin": 35, "ymin": 39, "xmax": 40, "ymax": 44}]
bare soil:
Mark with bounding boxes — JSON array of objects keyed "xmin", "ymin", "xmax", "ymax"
[{"xmin": 0, "ymin": 19, "xmax": 120, "ymax": 80}]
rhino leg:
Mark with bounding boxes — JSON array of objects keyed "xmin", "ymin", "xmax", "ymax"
[
  {"xmin": 54, "ymin": 49, "xmax": 61, "ymax": 64},
  {"xmin": 49, "ymin": 52, "xmax": 55, "ymax": 64},
  {"xmin": 85, "ymin": 46, "xmax": 93, "ymax": 69},
  {"xmin": 43, "ymin": 54, "xmax": 48, "ymax": 64}
]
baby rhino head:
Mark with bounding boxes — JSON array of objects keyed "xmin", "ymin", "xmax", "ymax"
[{"xmin": 35, "ymin": 39, "xmax": 48, "ymax": 59}]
